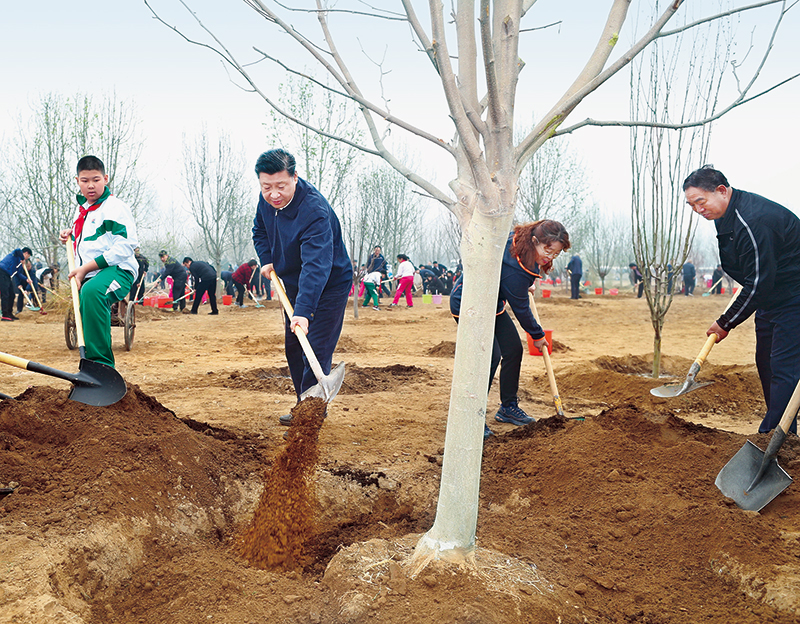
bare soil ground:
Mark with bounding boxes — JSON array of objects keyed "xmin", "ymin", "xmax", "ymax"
[{"xmin": 1, "ymin": 287, "xmax": 799, "ymax": 624}]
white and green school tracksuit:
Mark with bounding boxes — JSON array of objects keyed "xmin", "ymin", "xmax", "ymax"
[{"xmin": 72, "ymin": 189, "xmax": 138, "ymax": 368}]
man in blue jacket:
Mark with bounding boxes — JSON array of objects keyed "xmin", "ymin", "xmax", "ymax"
[
  {"xmin": 252, "ymin": 149, "xmax": 352, "ymax": 424},
  {"xmin": 0, "ymin": 247, "xmax": 32, "ymax": 321},
  {"xmin": 684, "ymin": 165, "xmax": 800, "ymax": 434}
]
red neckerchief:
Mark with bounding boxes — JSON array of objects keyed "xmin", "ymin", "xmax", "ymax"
[{"xmin": 73, "ymin": 188, "xmax": 111, "ymax": 252}]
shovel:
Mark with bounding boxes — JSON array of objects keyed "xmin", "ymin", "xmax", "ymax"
[
  {"xmin": 61, "ymin": 237, "xmax": 127, "ymax": 406},
  {"xmin": 270, "ymin": 270, "xmax": 345, "ymax": 402},
  {"xmin": 650, "ymin": 290, "xmax": 739, "ymax": 398},
  {"xmin": 22, "ymin": 262, "xmax": 47, "ymax": 314},
  {"xmin": 17, "ymin": 285, "xmax": 40, "ymax": 312},
  {"xmin": 715, "ymin": 379, "xmax": 798, "ymax": 511},
  {"xmin": 529, "ymin": 291, "xmax": 564, "ymax": 416}
]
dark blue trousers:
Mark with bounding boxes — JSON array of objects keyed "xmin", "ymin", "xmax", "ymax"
[
  {"xmin": 284, "ymin": 283, "xmax": 351, "ymax": 398},
  {"xmin": 755, "ymin": 294, "xmax": 800, "ymax": 434}
]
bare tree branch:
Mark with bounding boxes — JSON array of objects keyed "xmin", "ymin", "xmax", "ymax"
[{"xmin": 657, "ymin": 0, "xmax": 791, "ymax": 38}]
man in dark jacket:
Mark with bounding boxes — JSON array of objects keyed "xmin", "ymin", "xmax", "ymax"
[
  {"xmin": 684, "ymin": 165, "xmax": 800, "ymax": 434},
  {"xmin": 682, "ymin": 260, "xmax": 696, "ymax": 296},
  {"xmin": 252, "ymin": 149, "xmax": 352, "ymax": 424},
  {"xmin": 159, "ymin": 251, "xmax": 188, "ymax": 312},
  {"xmin": 183, "ymin": 257, "xmax": 219, "ymax": 315},
  {"xmin": 566, "ymin": 254, "xmax": 582, "ymax": 299},
  {"xmin": 0, "ymin": 247, "xmax": 32, "ymax": 321}
]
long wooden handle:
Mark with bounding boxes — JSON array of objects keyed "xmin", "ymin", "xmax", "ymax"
[
  {"xmin": 0, "ymin": 351, "xmax": 31, "ymax": 370},
  {"xmin": 778, "ymin": 378, "xmax": 800, "ymax": 434},
  {"xmin": 698, "ymin": 289, "xmax": 741, "ymax": 365},
  {"xmin": 529, "ymin": 291, "xmax": 564, "ymax": 416},
  {"xmin": 269, "ymin": 270, "xmax": 326, "ymax": 384},
  {"xmin": 65, "ymin": 238, "xmax": 86, "ymax": 349},
  {"xmin": 21, "ymin": 263, "xmax": 44, "ymax": 308}
]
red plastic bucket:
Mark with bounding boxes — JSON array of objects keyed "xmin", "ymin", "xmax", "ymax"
[
  {"xmin": 595, "ymin": 288, "xmax": 603, "ymax": 295},
  {"xmin": 222, "ymin": 295, "xmax": 233, "ymax": 306},
  {"xmin": 527, "ymin": 330, "xmax": 553, "ymax": 356},
  {"xmin": 542, "ymin": 289, "xmax": 551, "ymax": 298}
]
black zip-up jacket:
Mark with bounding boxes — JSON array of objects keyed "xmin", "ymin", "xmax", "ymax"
[
  {"xmin": 188, "ymin": 260, "xmax": 216, "ymax": 284},
  {"xmin": 715, "ymin": 188, "xmax": 800, "ymax": 331},
  {"xmin": 450, "ymin": 233, "xmax": 545, "ymax": 340}
]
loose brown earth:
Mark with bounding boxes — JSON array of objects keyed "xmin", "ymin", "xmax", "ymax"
[{"xmin": 1, "ymin": 288, "xmax": 799, "ymax": 624}]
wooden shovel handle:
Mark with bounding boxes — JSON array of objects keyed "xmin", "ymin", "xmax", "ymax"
[
  {"xmin": 529, "ymin": 291, "xmax": 564, "ymax": 416},
  {"xmin": 697, "ymin": 289, "xmax": 742, "ymax": 365},
  {"xmin": 65, "ymin": 238, "xmax": 86, "ymax": 349},
  {"xmin": 778, "ymin": 378, "xmax": 800, "ymax": 434},
  {"xmin": 269, "ymin": 270, "xmax": 326, "ymax": 384},
  {"xmin": 21, "ymin": 262, "xmax": 44, "ymax": 308},
  {"xmin": 0, "ymin": 351, "xmax": 31, "ymax": 370}
]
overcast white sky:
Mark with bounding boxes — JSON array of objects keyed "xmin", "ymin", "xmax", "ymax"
[{"xmin": 1, "ymin": 0, "xmax": 798, "ymax": 244}]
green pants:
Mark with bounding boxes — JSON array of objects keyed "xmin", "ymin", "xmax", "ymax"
[
  {"xmin": 362, "ymin": 282, "xmax": 379, "ymax": 307},
  {"xmin": 80, "ymin": 266, "xmax": 134, "ymax": 368}
]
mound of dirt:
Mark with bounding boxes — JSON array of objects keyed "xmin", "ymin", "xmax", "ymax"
[
  {"xmin": 2, "ymin": 385, "xmax": 800, "ymax": 623},
  {"xmin": 556, "ymin": 355, "xmax": 766, "ymax": 421},
  {"xmin": 338, "ymin": 364, "xmax": 433, "ymax": 394},
  {"xmin": 427, "ymin": 341, "xmax": 456, "ymax": 357},
  {"xmin": 222, "ymin": 366, "xmax": 294, "ymax": 393}
]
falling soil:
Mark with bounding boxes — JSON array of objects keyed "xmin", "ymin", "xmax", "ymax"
[
  {"xmin": 239, "ymin": 397, "xmax": 326, "ymax": 570},
  {"xmin": 1, "ymin": 291, "xmax": 799, "ymax": 623}
]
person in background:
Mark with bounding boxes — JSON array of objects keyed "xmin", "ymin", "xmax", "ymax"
[
  {"xmin": 361, "ymin": 270, "xmax": 382, "ymax": 310},
  {"xmin": 160, "ymin": 251, "xmax": 188, "ymax": 312},
  {"xmin": 232, "ymin": 259, "xmax": 257, "ymax": 308},
  {"xmin": 183, "ymin": 257, "xmax": 219, "ymax": 315},
  {"xmin": 684, "ymin": 165, "xmax": 800, "ymax": 435},
  {"xmin": 566, "ymin": 253, "xmax": 582, "ymax": 299},
  {"xmin": 36, "ymin": 264, "xmax": 59, "ymax": 304},
  {"xmin": 252, "ymin": 148, "xmax": 352, "ymax": 426},
  {"xmin": 682, "ymin": 259, "xmax": 696, "ymax": 296},
  {"xmin": 630, "ymin": 262, "xmax": 644, "ymax": 298},
  {"xmin": 0, "ymin": 247, "xmax": 32, "ymax": 321},
  {"xmin": 711, "ymin": 264, "xmax": 725, "ymax": 295},
  {"xmin": 450, "ymin": 219, "xmax": 570, "ymax": 439},
  {"xmin": 130, "ymin": 247, "xmax": 149, "ymax": 304},
  {"xmin": 390, "ymin": 254, "xmax": 415, "ymax": 308}
]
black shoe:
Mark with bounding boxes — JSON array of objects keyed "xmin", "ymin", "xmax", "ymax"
[
  {"xmin": 11, "ymin": 315, "xmax": 19, "ymax": 320},
  {"xmin": 209, "ymin": 311, "xmax": 218, "ymax": 315},
  {"xmin": 1, "ymin": 317, "xmax": 13, "ymax": 322}
]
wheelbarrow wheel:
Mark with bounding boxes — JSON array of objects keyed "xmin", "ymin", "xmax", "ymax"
[
  {"xmin": 64, "ymin": 308, "xmax": 78, "ymax": 351},
  {"xmin": 124, "ymin": 301, "xmax": 135, "ymax": 351}
]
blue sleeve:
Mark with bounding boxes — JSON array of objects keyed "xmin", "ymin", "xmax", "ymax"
[
  {"xmin": 294, "ymin": 209, "xmax": 335, "ymax": 320},
  {"xmin": 499, "ymin": 271, "xmax": 544, "ymax": 339}
]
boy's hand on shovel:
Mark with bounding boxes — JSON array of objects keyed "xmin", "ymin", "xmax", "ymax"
[{"xmin": 532, "ymin": 336, "xmax": 549, "ymax": 352}]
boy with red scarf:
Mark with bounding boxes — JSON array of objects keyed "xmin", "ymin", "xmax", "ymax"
[{"xmin": 59, "ymin": 156, "xmax": 138, "ymax": 368}]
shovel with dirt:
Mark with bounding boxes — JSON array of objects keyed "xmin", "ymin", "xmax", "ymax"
[
  {"xmin": 715, "ymin": 379, "xmax": 798, "ymax": 512},
  {"xmin": 270, "ymin": 270, "xmax": 345, "ymax": 402}
]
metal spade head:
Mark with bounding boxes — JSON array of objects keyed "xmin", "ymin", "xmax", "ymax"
[
  {"xmin": 650, "ymin": 378, "xmax": 714, "ymax": 398},
  {"xmin": 715, "ymin": 440, "xmax": 793, "ymax": 512},
  {"xmin": 68, "ymin": 358, "xmax": 128, "ymax": 407},
  {"xmin": 650, "ymin": 362, "xmax": 714, "ymax": 398},
  {"xmin": 299, "ymin": 361, "xmax": 345, "ymax": 403}
]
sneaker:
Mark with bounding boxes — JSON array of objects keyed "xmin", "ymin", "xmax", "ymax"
[
  {"xmin": 208, "ymin": 311, "xmax": 219, "ymax": 315},
  {"xmin": 372, "ymin": 306, "xmax": 380, "ymax": 311},
  {"xmin": 1, "ymin": 317, "xmax": 12, "ymax": 322},
  {"xmin": 495, "ymin": 403, "xmax": 535, "ymax": 426},
  {"xmin": 389, "ymin": 303, "xmax": 397, "ymax": 307},
  {"xmin": 484, "ymin": 423, "xmax": 493, "ymax": 440}
]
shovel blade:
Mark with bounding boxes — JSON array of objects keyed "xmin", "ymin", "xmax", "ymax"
[
  {"xmin": 68, "ymin": 358, "xmax": 128, "ymax": 407},
  {"xmin": 299, "ymin": 361, "xmax": 345, "ymax": 403},
  {"xmin": 715, "ymin": 440, "xmax": 793, "ymax": 512},
  {"xmin": 650, "ymin": 379, "xmax": 714, "ymax": 398}
]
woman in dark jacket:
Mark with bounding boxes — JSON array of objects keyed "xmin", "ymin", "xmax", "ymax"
[{"xmin": 451, "ymin": 219, "xmax": 570, "ymax": 438}]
